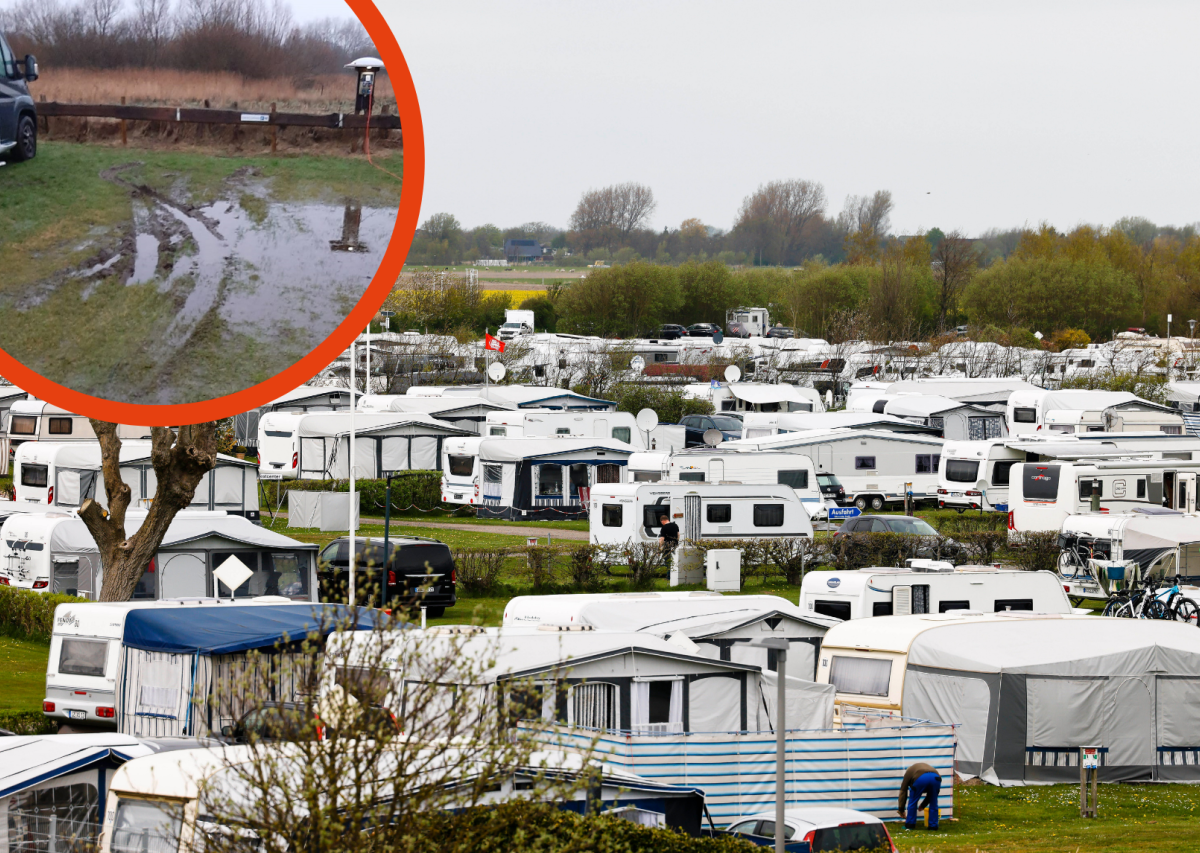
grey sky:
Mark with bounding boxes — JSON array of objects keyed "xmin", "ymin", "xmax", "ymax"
[
  {"xmin": 289, "ymin": 0, "xmax": 358, "ymax": 24},
  {"xmin": 378, "ymin": 0, "xmax": 1200, "ymax": 237}
]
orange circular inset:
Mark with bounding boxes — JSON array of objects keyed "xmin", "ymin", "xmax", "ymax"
[{"xmin": 0, "ymin": 0, "xmax": 422, "ymax": 427}]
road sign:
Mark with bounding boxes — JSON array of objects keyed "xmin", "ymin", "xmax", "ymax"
[{"xmin": 828, "ymin": 507, "xmax": 861, "ymax": 520}]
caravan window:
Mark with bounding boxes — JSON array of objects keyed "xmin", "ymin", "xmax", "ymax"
[
  {"xmin": 489, "ymin": 426, "xmax": 507, "ymax": 436},
  {"xmin": 788, "ymin": 402, "xmax": 814, "ymax": 412},
  {"xmin": 854, "ymin": 456, "xmax": 876, "ymax": 470},
  {"xmin": 995, "ymin": 598, "xmax": 1033, "ymax": 612},
  {"xmin": 992, "ymin": 460, "xmax": 1016, "ymax": 486},
  {"xmin": 264, "ymin": 430, "xmax": 293, "ymax": 438},
  {"xmin": 814, "ymin": 600, "xmax": 851, "ymax": 620},
  {"xmin": 679, "ymin": 472, "xmax": 705, "ymax": 482},
  {"xmin": 777, "ymin": 470, "xmax": 809, "ymax": 489},
  {"xmin": 569, "ymin": 682, "xmax": 618, "ymax": 729},
  {"xmin": 633, "ymin": 472, "xmax": 660, "ymax": 482},
  {"xmin": 537, "ymin": 465, "xmax": 563, "ymax": 496},
  {"xmin": 596, "ymin": 463, "xmax": 621, "ymax": 484},
  {"xmin": 1162, "ymin": 425, "xmax": 1184, "ymax": 435},
  {"xmin": 555, "ymin": 428, "xmax": 571, "ymax": 435},
  {"xmin": 706, "ymin": 504, "xmax": 732, "ymax": 523},
  {"xmin": 483, "ymin": 464, "xmax": 502, "ymax": 484},
  {"xmin": 1013, "ymin": 407, "xmax": 1037, "ymax": 423},
  {"xmin": 1023, "ymin": 465, "xmax": 1061, "ymax": 501},
  {"xmin": 611, "ymin": 426, "xmax": 631, "ymax": 443},
  {"xmin": 828, "ymin": 655, "xmax": 892, "ymax": 697},
  {"xmin": 110, "ymin": 798, "xmax": 183, "ymax": 853},
  {"xmin": 58, "ymin": 638, "xmax": 108, "ymax": 677},
  {"xmin": 601, "ymin": 504, "xmax": 623, "ymax": 527},
  {"xmin": 264, "ymin": 551, "xmax": 310, "ymax": 598},
  {"xmin": 945, "ymin": 460, "xmax": 979, "ymax": 483},
  {"xmin": 48, "ymin": 417, "xmax": 73, "ymax": 435},
  {"xmin": 1137, "ymin": 478, "xmax": 1146, "ymax": 499},
  {"xmin": 448, "ymin": 455, "xmax": 474, "ymax": 477},
  {"xmin": 915, "ymin": 454, "xmax": 939, "ymax": 474},
  {"xmin": 9, "ymin": 416, "xmax": 36, "ymax": 435},
  {"xmin": 753, "ymin": 504, "xmax": 784, "ymax": 527},
  {"xmin": 939, "ymin": 600, "xmax": 971, "ymax": 613},
  {"xmin": 20, "ymin": 464, "xmax": 48, "ymax": 488},
  {"xmin": 1078, "ymin": 479, "xmax": 1104, "ymax": 500},
  {"xmin": 643, "ymin": 506, "xmax": 667, "ymax": 530}
]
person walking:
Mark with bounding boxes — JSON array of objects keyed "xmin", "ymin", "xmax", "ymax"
[
  {"xmin": 897, "ymin": 762, "xmax": 941, "ymax": 830},
  {"xmin": 658, "ymin": 514, "xmax": 680, "ymax": 551}
]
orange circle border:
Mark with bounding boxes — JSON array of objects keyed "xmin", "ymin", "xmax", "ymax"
[{"xmin": 0, "ymin": 0, "xmax": 423, "ymax": 427}]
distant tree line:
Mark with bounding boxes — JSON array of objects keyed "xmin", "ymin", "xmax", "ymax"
[{"xmin": 0, "ymin": 0, "xmax": 374, "ymax": 79}]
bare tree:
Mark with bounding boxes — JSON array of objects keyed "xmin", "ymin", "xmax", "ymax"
[
  {"xmin": 734, "ymin": 179, "xmax": 827, "ymax": 265},
  {"xmin": 81, "ymin": 421, "xmax": 217, "ymax": 601},
  {"xmin": 132, "ymin": 0, "xmax": 174, "ymax": 63},
  {"xmin": 838, "ymin": 190, "xmax": 893, "ymax": 238},
  {"xmin": 569, "ymin": 183, "xmax": 656, "ymax": 251},
  {"xmin": 85, "ymin": 0, "xmax": 122, "ymax": 38},
  {"xmin": 932, "ymin": 231, "xmax": 983, "ymax": 333}
]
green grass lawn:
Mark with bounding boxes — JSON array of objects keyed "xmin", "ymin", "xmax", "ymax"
[{"xmin": 0, "ymin": 635, "xmax": 49, "ymax": 713}]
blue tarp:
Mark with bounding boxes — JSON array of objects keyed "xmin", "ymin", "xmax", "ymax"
[{"xmin": 121, "ymin": 604, "xmax": 383, "ymax": 655}]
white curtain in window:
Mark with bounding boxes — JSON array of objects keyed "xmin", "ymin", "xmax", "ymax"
[
  {"xmin": 668, "ymin": 680, "xmax": 683, "ymax": 731},
  {"xmin": 541, "ymin": 683, "xmax": 557, "ymax": 722},
  {"xmin": 631, "ymin": 681, "xmax": 650, "ymax": 729},
  {"xmin": 568, "ymin": 682, "xmax": 616, "ymax": 729},
  {"xmin": 828, "ymin": 656, "xmax": 892, "ymax": 697}
]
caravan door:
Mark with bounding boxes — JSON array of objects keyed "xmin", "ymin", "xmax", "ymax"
[
  {"xmin": 593, "ymin": 419, "xmax": 608, "ymax": 439},
  {"xmin": 709, "ymin": 459, "xmax": 724, "ymax": 483},
  {"xmin": 1179, "ymin": 473, "xmax": 1197, "ymax": 514},
  {"xmin": 817, "ymin": 444, "xmax": 833, "ymax": 473}
]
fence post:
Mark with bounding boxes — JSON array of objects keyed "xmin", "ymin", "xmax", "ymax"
[
  {"xmin": 379, "ymin": 103, "xmax": 389, "ymax": 140},
  {"xmin": 120, "ymin": 96, "xmax": 127, "ymax": 147},
  {"xmin": 270, "ymin": 102, "xmax": 277, "ymax": 154}
]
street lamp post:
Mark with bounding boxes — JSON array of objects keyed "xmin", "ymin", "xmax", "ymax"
[{"xmin": 751, "ymin": 637, "xmax": 791, "ymax": 853}]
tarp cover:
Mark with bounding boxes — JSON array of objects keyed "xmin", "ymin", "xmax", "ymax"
[{"xmin": 122, "ymin": 604, "xmax": 380, "ymax": 655}]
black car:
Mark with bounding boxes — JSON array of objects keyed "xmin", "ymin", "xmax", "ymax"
[
  {"xmin": 832, "ymin": 514, "xmax": 961, "ymax": 558},
  {"xmin": 679, "ymin": 413, "xmax": 743, "ymax": 447},
  {"xmin": 766, "ymin": 326, "xmax": 796, "ymax": 339},
  {"xmin": 318, "ymin": 535, "xmax": 456, "ymax": 616},
  {"xmin": 817, "ymin": 473, "xmax": 846, "ymax": 504},
  {"xmin": 656, "ymin": 324, "xmax": 686, "ymax": 340},
  {"xmin": 0, "ymin": 33, "xmax": 38, "ymax": 163},
  {"xmin": 687, "ymin": 323, "xmax": 721, "ymax": 338}
]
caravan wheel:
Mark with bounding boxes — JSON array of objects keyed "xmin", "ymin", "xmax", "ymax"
[
  {"xmin": 854, "ymin": 496, "xmax": 868, "ymax": 511},
  {"xmin": 869, "ymin": 496, "xmax": 884, "ymax": 511}
]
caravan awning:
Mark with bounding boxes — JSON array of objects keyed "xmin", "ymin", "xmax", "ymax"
[
  {"xmin": 122, "ymin": 604, "xmax": 382, "ymax": 655},
  {"xmin": 0, "ymin": 734, "xmax": 153, "ymax": 798}
]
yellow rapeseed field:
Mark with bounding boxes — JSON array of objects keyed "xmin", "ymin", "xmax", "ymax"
[{"xmin": 483, "ymin": 290, "xmax": 543, "ymax": 306}]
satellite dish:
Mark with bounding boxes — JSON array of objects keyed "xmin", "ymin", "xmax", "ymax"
[
  {"xmin": 636, "ymin": 408, "xmax": 659, "ymax": 432},
  {"xmin": 487, "ymin": 362, "xmax": 507, "ymax": 382},
  {"xmin": 630, "ymin": 355, "xmax": 646, "ymax": 373},
  {"xmin": 713, "ymin": 331, "xmax": 725, "ymax": 345},
  {"xmin": 724, "ymin": 364, "xmax": 742, "ymax": 383},
  {"xmin": 703, "ymin": 428, "xmax": 724, "ymax": 447}
]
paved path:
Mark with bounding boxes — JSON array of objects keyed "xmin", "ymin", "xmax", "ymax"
[{"xmin": 269, "ymin": 511, "xmax": 589, "ymax": 541}]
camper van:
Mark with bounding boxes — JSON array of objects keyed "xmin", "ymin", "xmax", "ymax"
[
  {"xmin": 482, "ymin": 410, "xmax": 685, "ymax": 452},
  {"xmin": 799, "ymin": 567, "xmax": 1075, "ymax": 621},
  {"xmin": 590, "ymin": 482, "xmax": 813, "ymax": 546},
  {"xmin": 12, "ymin": 441, "xmax": 261, "ymax": 520},
  {"xmin": 5, "ymin": 399, "xmax": 151, "ymax": 455},
  {"xmin": 1009, "ymin": 459, "xmax": 1200, "ymax": 534},
  {"xmin": 721, "ymin": 428, "xmax": 946, "ymax": 510},
  {"xmin": 442, "ymin": 436, "xmax": 633, "ymax": 520},
  {"xmin": 0, "ymin": 510, "xmax": 317, "ymax": 600}
]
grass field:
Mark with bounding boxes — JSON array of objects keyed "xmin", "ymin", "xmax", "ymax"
[{"xmin": 0, "ymin": 635, "xmax": 51, "ymax": 713}]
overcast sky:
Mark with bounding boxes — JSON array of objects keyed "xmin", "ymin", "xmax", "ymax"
[{"xmin": 377, "ymin": 0, "xmax": 1200, "ymax": 237}]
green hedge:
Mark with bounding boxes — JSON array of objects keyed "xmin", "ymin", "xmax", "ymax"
[
  {"xmin": 261, "ymin": 472, "xmax": 451, "ymax": 516},
  {"xmin": 0, "ymin": 711, "xmax": 57, "ymax": 735},
  {"xmin": 0, "ymin": 587, "xmax": 89, "ymax": 643}
]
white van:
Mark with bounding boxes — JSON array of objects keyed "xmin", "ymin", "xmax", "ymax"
[
  {"xmin": 799, "ymin": 567, "xmax": 1074, "ymax": 621},
  {"xmin": 1009, "ymin": 459, "xmax": 1200, "ymax": 534},
  {"xmin": 937, "ymin": 439, "xmax": 1022, "ymax": 512},
  {"xmin": 590, "ymin": 482, "xmax": 813, "ymax": 546}
]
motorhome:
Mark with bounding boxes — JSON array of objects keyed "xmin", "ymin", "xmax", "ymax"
[
  {"xmin": 13, "ymin": 441, "xmax": 261, "ymax": 521},
  {"xmin": 798, "ymin": 567, "xmax": 1075, "ymax": 621},
  {"xmin": 1006, "ymin": 389, "xmax": 1184, "ymax": 436},
  {"xmin": 589, "ymin": 482, "xmax": 813, "ymax": 546},
  {"xmin": 629, "ymin": 448, "xmax": 827, "ymax": 520},
  {"xmin": 482, "ymin": 410, "xmax": 685, "ymax": 452},
  {"xmin": 1009, "ymin": 459, "xmax": 1200, "ymax": 534},
  {"xmin": 442, "ymin": 436, "xmax": 633, "ymax": 519},
  {"xmin": 257, "ymin": 411, "xmax": 472, "ymax": 480},
  {"xmin": 0, "ymin": 509, "xmax": 316, "ymax": 600},
  {"xmin": 938, "ymin": 433, "xmax": 1200, "ymax": 513},
  {"xmin": 5, "ymin": 399, "xmax": 151, "ymax": 454},
  {"xmin": 720, "ymin": 428, "xmax": 947, "ymax": 510},
  {"xmin": 815, "ymin": 614, "xmax": 1200, "ymax": 784}
]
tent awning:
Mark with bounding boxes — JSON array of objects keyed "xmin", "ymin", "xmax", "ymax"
[
  {"xmin": 0, "ymin": 734, "xmax": 152, "ymax": 798},
  {"xmin": 122, "ymin": 604, "xmax": 382, "ymax": 655}
]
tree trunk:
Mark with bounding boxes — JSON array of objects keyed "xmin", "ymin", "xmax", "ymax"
[{"xmin": 81, "ymin": 421, "xmax": 218, "ymax": 602}]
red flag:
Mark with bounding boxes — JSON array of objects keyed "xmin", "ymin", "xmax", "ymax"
[{"xmin": 484, "ymin": 334, "xmax": 505, "ymax": 353}]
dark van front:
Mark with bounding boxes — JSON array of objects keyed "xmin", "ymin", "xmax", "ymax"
[
  {"xmin": 318, "ymin": 536, "xmax": 457, "ymax": 616},
  {"xmin": 0, "ymin": 32, "xmax": 38, "ymax": 162}
]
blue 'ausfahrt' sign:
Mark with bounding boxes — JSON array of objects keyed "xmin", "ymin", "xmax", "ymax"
[{"xmin": 828, "ymin": 507, "xmax": 861, "ymax": 520}]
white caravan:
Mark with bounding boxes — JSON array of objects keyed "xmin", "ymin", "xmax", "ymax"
[
  {"xmin": 13, "ymin": 441, "xmax": 261, "ymax": 521},
  {"xmin": 683, "ymin": 382, "xmax": 825, "ymax": 414},
  {"xmin": 1060, "ymin": 510, "xmax": 1200, "ymax": 582},
  {"xmin": 740, "ymin": 411, "xmax": 937, "ymax": 440},
  {"xmin": 482, "ymin": 410, "xmax": 686, "ymax": 452},
  {"xmin": 1006, "ymin": 389, "xmax": 1184, "ymax": 436},
  {"xmin": 720, "ymin": 428, "xmax": 946, "ymax": 510},
  {"xmin": 1009, "ymin": 459, "xmax": 1200, "ymax": 534},
  {"xmin": 0, "ymin": 509, "xmax": 317, "ymax": 600},
  {"xmin": 590, "ymin": 482, "xmax": 813, "ymax": 546},
  {"xmin": 938, "ymin": 433, "xmax": 1200, "ymax": 514},
  {"xmin": 357, "ymin": 394, "xmax": 515, "ymax": 433},
  {"xmin": 629, "ymin": 448, "xmax": 827, "ymax": 520},
  {"xmin": 442, "ymin": 436, "xmax": 633, "ymax": 519},
  {"xmin": 5, "ymin": 399, "xmax": 152, "ymax": 454},
  {"xmin": 798, "ymin": 567, "xmax": 1075, "ymax": 621},
  {"xmin": 258, "ymin": 411, "xmax": 472, "ymax": 480}
]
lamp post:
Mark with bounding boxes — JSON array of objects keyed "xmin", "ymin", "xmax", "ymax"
[
  {"xmin": 751, "ymin": 637, "xmax": 791, "ymax": 853},
  {"xmin": 348, "ymin": 338, "xmax": 356, "ymax": 606}
]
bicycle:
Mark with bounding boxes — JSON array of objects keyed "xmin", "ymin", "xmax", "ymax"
[
  {"xmin": 1105, "ymin": 574, "xmax": 1170, "ymax": 620},
  {"xmin": 1156, "ymin": 575, "xmax": 1200, "ymax": 625}
]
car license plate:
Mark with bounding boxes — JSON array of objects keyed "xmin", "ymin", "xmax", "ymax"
[
  {"xmin": 951, "ymin": 491, "xmax": 963, "ymax": 497},
  {"xmin": 68, "ymin": 710, "xmax": 87, "ymax": 720},
  {"xmin": 416, "ymin": 586, "xmax": 435, "ymax": 594}
]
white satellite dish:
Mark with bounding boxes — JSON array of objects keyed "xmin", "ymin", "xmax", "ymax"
[
  {"xmin": 636, "ymin": 408, "xmax": 659, "ymax": 432},
  {"xmin": 724, "ymin": 364, "xmax": 742, "ymax": 383},
  {"xmin": 487, "ymin": 362, "xmax": 507, "ymax": 382},
  {"xmin": 213, "ymin": 555, "xmax": 253, "ymax": 598},
  {"xmin": 703, "ymin": 428, "xmax": 724, "ymax": 447},
  {"xmin": 630, "ymin": 355, "xmax": 646, "ymax": 373}
]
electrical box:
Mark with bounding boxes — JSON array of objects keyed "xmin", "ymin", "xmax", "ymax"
[
  {"xmin": 1081, "ymin": 746, "xmax": 1101, "ymax": 769},
  {"xmin": 706, "ymin": 549, "xmax": 741, "ymax": 592},
  {"xmin": 671, "ymin": 545, "xmax": 705, "ymax": 587}
]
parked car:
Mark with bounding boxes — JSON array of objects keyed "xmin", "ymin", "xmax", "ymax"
[
  {"xmin": 726, "ymin": 322, "xmax": 753, "ymax": 339},
  {"xmin": 687, "ymin": 323, "xmax": 721, "ymax": 338},
  {"xmin": 725, "ymin": 807, "xmax": 897, "ymax": 852},
  {"xmin": 766, "ymin": 326, "xmax": 796, "ymax": 339},
  {"xmin": 817, "ymin": 473, "xmax": 846, "ymax": 505},
  {"xmin": 832, "ymin": 514, "xmax": 961, "ymax": 559},
  {"xmin": 679, "ymin": 413, "xmax": 743, "ymax": 446},
  {"xmin": 0, "ymin": 33, "xmax": 38, "ymax": 163},
  {"xmin": 318, "ymin": 535, "xmax": 457, "ymax": 616},
  {"xmin": 656, "ymin": 324, "xmax": 686, "ymax": 340}
]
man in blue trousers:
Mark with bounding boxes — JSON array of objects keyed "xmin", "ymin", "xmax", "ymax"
[{"xmin": 897, "ymin": 762, "xmax": 941, "ymax": 829}]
